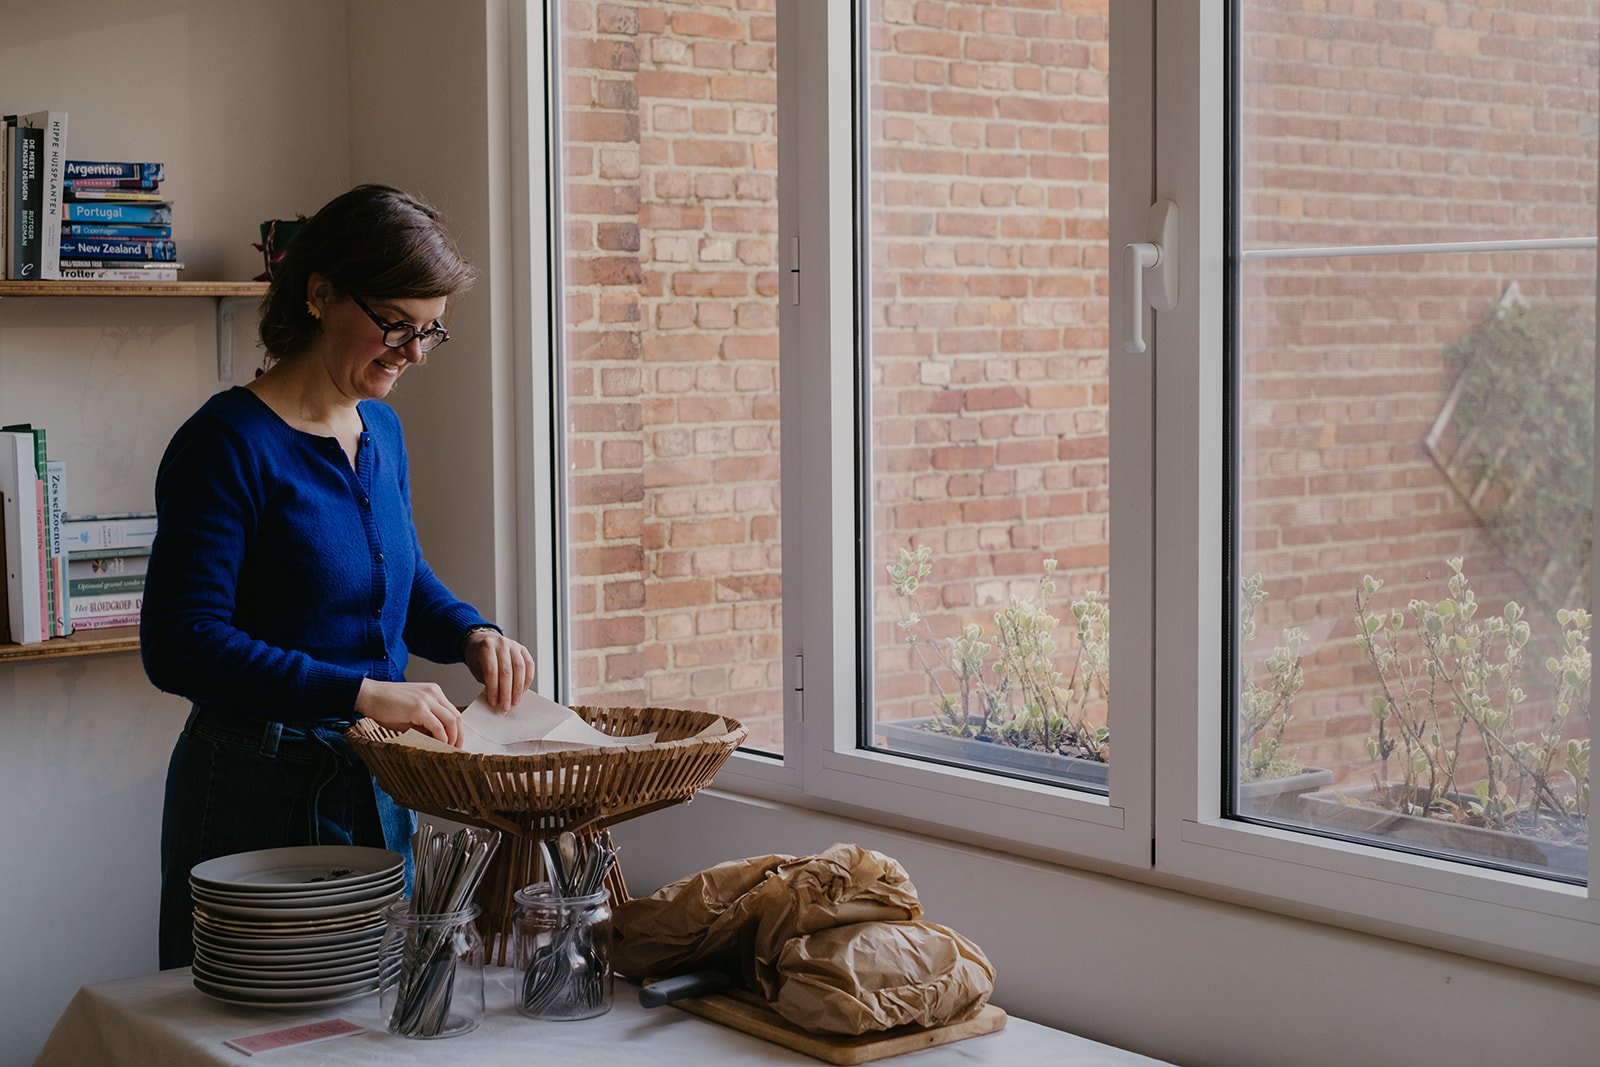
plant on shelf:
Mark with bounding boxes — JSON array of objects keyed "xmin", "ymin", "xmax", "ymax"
[{"xmin": 1342, "ymin": 558, "xmax": 1590, "ymax": 850}]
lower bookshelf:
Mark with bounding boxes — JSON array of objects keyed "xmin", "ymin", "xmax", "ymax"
[{"xmin": 0, "ymin": 626, "xmax": 139, "ymax": 664}]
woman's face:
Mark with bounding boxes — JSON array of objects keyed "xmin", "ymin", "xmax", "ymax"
[{"xmin": 310, "ymin": 286, "xmax": 449, "ymax": 401}]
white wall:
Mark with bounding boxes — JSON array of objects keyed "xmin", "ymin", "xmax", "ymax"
[
  {"xmin": 611, "ymin": 791, "xmax": 1600, "ymax": 1067},
  {"xmin": 0, "ymin": 3, "xmax": 352, "ymax": 1060}
]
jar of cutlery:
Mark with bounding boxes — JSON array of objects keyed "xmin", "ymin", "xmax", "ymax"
[
  {"xmin": 513, "ymin": 883, "xmax": 614, "ymax": 1020},
  {"xmin": 379, "ymin": 901, "xmax": 486, "ymax": 1038}
]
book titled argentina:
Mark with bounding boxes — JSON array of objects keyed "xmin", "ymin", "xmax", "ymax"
[
  {"xmin": 58, "ymin": 237, "xmax": 178, "ymax": 261},
  {"xmin": 64, "ymin": 160, "xmax": 165, "ymax": 182}
]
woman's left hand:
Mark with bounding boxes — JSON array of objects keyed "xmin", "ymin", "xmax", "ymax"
[{"xmin": 463, "ymin": 629, "xmax": 537, "ymax": 712}]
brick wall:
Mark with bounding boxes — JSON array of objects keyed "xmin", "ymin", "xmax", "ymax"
[{"xmin": 556, "ymin": 0, "xmax": 1595, "ymax": 783}]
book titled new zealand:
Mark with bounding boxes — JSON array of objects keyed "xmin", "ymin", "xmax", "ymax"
[
  {"xmin": 62, "ymin": 223, "xmax": 172, "ymax": 239},
  {"xmin": 19, "ymin": 111, "xmax": 67, "ymax": 279},
  {"xmin": 59, "ymin": 238, "xmax": 178, "ymax": 261},
  {"xmin": 62, "ymin": 188, "xmax": 165, "ymax": 202},
  {"xmin": 64, "ymin": 160, "xmax": 165, "ymax": 182},
  {"xmin": 63, "ymin": 202, "xmax": 171, "ymax": 224},
  {"xmin": 64, "ymin": 177, "xmax": 161, "ymax": 191}
]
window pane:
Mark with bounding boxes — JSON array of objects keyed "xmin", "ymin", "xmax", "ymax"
[
  {"xmin": 1233, "ymin": 2, "xmax": 1595, "ymax": 881},
  {"xmin": 862, "ymin": 0, "xmax": 1113, "ymax": 791},
  {"xmin": 558, "ymin": 0, "xmax": 784, "ymax": 752}
]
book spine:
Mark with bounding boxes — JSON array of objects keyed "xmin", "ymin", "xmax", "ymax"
[
  {"xmin": 70, "ymin": 591, "xmax": 143, "ymax": 617},
  {"xmin": 45, "ymin": 460, "xmax": 68, "ymax": 635},
  {"xmin": 28, "ymin": 112, "xmax": 67, "ymax": 279},
  {"xmin": 62, "ymin": 177, "xmax": 160, "ymax": 191},
  {"xmin": 61, "ymin": 514, "xmax": 157, "ymax": 554},
  {"xmin": 57, "ymin": 267, "xmax": 180, "ymax": 281},
  {"xmin": 67, "ymin": 553, "xmax": 149, "ymax": 579},
  {"xmin": 12, "ymin": 124, "xmax": 42, "ymax": 279},
  {"xmin": 64, "ymin": 161, "xmax": 164, "ymax": 181},
  {"xmin": 61, "ymin": 189, "xmax": 166, "ymax": 202},
  {"xmin": 59, "ymin": 238, "xmax": 177, "ymax": 261},
  {"xmin": 69, "ymin": 612, "xmax": 141, "ymax": 630},
  {"xmin": 69, "ymin": 573, "xmax": 145, "ymax": 597},
  {"xmin": 32, "ymin": 481, "xmax": 47, "ymax": 636},
  {"xmin": 61, "ymin": 223, "xmax": 172, "ymax": 239},
  {"xmin": 63, "ymin": 202, "xmax": 171, "ymax": 224},
  {"xmin": 0, "ymin": 124, "xmax": 8, "ymax": 281},
  {"xmin": 0, "ymin": 432, "xmax": 44, "ymax": 644},
  {"xmin": 26, "ymin": 430, "xmax": 53, "ymax": 637}
]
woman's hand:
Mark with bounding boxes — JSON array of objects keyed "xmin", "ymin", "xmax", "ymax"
[
  {"xmin": 463, "ymin": 628, "xmax": 536, "ymax": 712},
  {"xmin": 355, "ymin": 678, "xmax": 463, "ymax": 746}
]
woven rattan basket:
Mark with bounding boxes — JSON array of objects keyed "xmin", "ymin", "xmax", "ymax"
[{"xmin": 346, "ymin": 705, "xmax": 745, "ymax": 962}]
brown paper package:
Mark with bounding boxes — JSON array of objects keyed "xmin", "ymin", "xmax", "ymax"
[{"xmin": 613, "ymin": 843, "xmax": 996, "ymax": 1036}]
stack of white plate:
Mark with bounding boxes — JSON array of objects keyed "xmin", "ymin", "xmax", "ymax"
[{"xmin": 189, "ymin": 845, "xmax": 404, "ymax": 1009}]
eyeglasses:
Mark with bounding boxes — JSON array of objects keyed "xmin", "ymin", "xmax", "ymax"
[{"xmin": 349, "ymin": 293, "xmax": 451, "ymax": 354}]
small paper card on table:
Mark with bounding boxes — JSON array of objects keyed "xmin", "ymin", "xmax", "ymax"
[{"xmin": 223, "ymin": 1018, "xmax": 365, "ymax": 1056}]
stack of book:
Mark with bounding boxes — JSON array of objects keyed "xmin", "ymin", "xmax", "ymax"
[
  {"xmin": 1, "ymin": 424, "xmax": 69, "ymax": 644},
  {"xmin": 60, "ymin": 158, "xmax": 178, "ymax": 281},
  {"xmin": 61, "ymin": 511, "xmax": 155, "ymax": 630},
  {"xmin": 1, "ymin": 109, "xmax": 68, "ymax": 280}
]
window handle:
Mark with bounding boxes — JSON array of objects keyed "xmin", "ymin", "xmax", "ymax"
[{"xmin": 1121, "ymin": 200, "xmax": 1178, "ymax": 353}]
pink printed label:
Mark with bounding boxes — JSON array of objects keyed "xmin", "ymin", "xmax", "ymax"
[{"xmin": 223, "ymin": 1018, "xmax": 365, "ymax": 1055}]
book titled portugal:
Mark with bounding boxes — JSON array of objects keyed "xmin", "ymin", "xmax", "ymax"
[{"xmin": 63, "ymin": 201, "xmax": 171, "ymax": 224}]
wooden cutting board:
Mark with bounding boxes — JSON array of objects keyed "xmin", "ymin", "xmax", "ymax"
[{"xmin": 665, "ymin": 986, "xmax": 1007, "ymax": 1065}]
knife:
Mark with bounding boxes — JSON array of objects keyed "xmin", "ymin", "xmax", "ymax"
[{"xmin": 638, "ymin": 970, "xmax": 734, "ymax": 1008}]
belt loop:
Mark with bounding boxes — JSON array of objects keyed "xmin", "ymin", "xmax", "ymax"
[
  {"xmin": 258, "ymin": 721, "xmax": 283, "ymax": 758},
  {"xmin": 183, "ymin": 706, "xmax": 202, "ymax": 736}
]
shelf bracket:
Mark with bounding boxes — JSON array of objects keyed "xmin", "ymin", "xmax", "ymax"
[{"xmin": 215, "ymin": 296, "xmax": 255, "ymax": 381}]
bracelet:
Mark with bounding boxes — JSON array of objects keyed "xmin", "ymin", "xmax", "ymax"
[{"xmin": 459, "ymin": 623, "xmax": 501, "ymax": 657}]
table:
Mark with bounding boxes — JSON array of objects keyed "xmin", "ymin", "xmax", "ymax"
[{"xmin": 37, "ymin": 967, "xmax": 1174, "ymax": 1066}]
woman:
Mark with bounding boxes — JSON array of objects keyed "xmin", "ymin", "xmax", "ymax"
[{"xmin": 140, "ymin": 184, "xmax": 534, "ymax": 969}]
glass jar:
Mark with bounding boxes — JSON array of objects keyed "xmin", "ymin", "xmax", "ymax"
[
  {"xmin": 378, "ymin": 901, "xmax": 485, "ymax": 1038},
  {"xmin": 512, "ymin": 882, "xmax": 614, "ymax": 1020}
]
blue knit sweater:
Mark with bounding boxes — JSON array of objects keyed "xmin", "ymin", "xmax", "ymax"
[{"xmin": 140, "ymin": 387, "xmax": 493, "ymax": 722}]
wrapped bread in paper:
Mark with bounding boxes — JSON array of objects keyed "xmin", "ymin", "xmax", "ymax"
[
  {"xmin": 614, "ymin": 843, "xmax": 995, "ymax": 1035},
  {"xmin": 770, "ymin": 920, "xmax": 995, "ymax": 1035}
]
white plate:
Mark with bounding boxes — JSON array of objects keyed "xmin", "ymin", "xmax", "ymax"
[
  {"xmin": 190, "ymin": 846, "xmax": 402, "ymax": 892},
  {"xmin": 190, "ymin": 874, "xmax": 402, "ymax": 908},
  {"xmin": 191, "ymin": 977, "xmax": 384, "ymax": 1011},
  {"xmin": 194, "ymin": 947, "xmax": 380, "ymax": 978},
  {"xmin": 191, "ymin": 887, "xmax": 401, "ymax": 921},
  {"xmin": 193, "ymin": 905, "xmax": 390, "ymax": 934},
  {"xmin": 189, "ymin": 927, "xmax": 380, "ymax": 959},
  {"xmin": 193, "ymin": 968, "xmax": 389, "ymax": 1002},
  {"xmin": 189, "ymin": 921, "xmax": 380, "ymax": 953},
  {"xmin": 193, "ymin": 956, "xmax": 384, "ymax": 987}
]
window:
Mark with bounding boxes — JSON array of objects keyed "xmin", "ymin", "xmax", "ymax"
[
  {"xmin": 552, "ymin": 0, "xmax": 787, "ymax": 755},
  {"xmin": 520, "ymin": 0, "xmax": 1600, "ymax": 980},
  {"xmin": 1229, "ymin": 0, "xmax": 1594, "ymax": 884}
]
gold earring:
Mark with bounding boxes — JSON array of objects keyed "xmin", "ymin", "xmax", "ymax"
[{"xmin": 306, "ymin": 301, "xmax": 322, "ymax": 320}]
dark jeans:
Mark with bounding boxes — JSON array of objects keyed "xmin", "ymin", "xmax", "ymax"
[{"xmin": 158, "ymin": 706, "xmax": 414, "ymax": 970}]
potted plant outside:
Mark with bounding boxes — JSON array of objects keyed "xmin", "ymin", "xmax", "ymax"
[{"xmin": 1298, "ymin": 559, "xmax": 1591, "ymax": 879}]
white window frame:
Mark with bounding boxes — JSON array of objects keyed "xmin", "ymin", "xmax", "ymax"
[
  {"xmin": 517, "ymin": 0, "xmax": 1600, "ymax": 981},
  {"xmin": 1149, "ymin": 0, "xmax": 1600, "ymax": 983}
]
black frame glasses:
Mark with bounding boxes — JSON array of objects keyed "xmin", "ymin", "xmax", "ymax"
[{"xmin": 349, "ymin": 293, "xmax": 451, "ymax": 354}]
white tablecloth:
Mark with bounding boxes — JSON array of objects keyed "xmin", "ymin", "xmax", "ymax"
[{"xmin": 36, "ymin": 967, "xmax": 1172, "ymax": 1066}]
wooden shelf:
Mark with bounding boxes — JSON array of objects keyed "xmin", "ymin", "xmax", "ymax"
[
  {"xmin": 0, "ymin": 281, "xmax": 267, "ymax": 298},
  {"xmin": 0, "ymin": 626, "xmax": 140, "ymax": 664}
]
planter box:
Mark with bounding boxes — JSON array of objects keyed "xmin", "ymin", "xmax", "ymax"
[
  {"xmin": 1298, "ymin": 784, "xmax": 1588, "ymax": 879},
  {"xmin": 876, "ymin": 717, "xmax": 1109, "ymax": 790},
  {"xmin": 1236, "ymin": 767, "xmax": 1335, "ymax": 819}
]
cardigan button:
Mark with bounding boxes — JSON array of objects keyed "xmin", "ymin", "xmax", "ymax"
[
  {"xmin": 360, "ymin": 495, "xmax": 370, "ymax": 507},
  {"xmin": 375, "ymin": 552, "xmax": 385, "ymax": 564},
  {"xmin": 371, "ymin": 606, "xmax": 381, "ymax": 619}
]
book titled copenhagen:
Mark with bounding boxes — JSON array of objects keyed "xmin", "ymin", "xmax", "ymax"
[
  {"xmin": 59, "ymin": 237, "xmax": 178, "ymax": 261},
  {"xmin": 64, "ymin": 160, "xmax": 165, "ymax": 182},
  {"xmin": 61, "ymin": 223, "xmax": 172, "ymax": 239}
]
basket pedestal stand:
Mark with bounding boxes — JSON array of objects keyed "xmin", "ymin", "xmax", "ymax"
[{"xmin": 346, "ymin": 706, "xmax": 745, "ymax": 965}]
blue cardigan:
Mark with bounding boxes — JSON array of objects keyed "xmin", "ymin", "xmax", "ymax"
[{"xmin": 140, "ymin": 387, "xmax": 493, "ymax": 722}]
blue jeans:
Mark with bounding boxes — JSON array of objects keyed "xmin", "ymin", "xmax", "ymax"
[{"xmin": 158, "ymin": 706, "xmax": 414, "ymax": 970}]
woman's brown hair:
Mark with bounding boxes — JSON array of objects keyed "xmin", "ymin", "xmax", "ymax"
[{"xmin": 258, "ymin": 184, "xmax": 476, "ymax": 362}]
